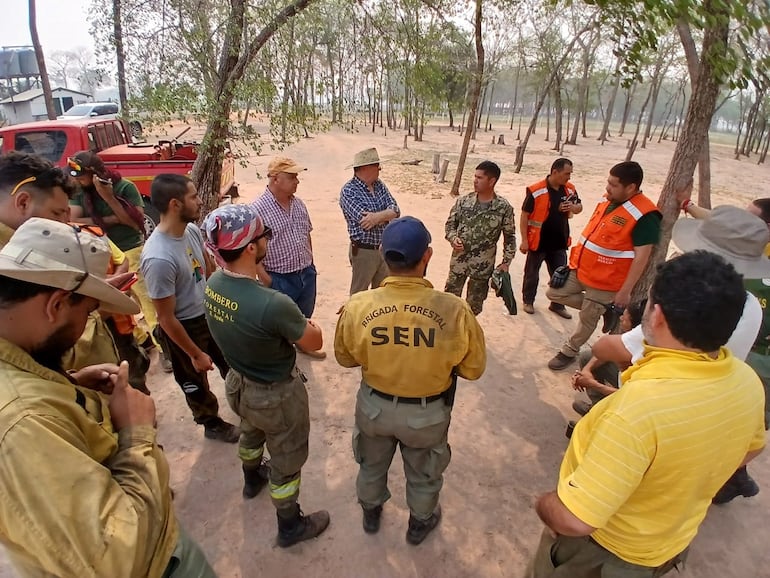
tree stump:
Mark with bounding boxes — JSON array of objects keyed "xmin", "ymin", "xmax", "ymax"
[
  {"xmin": 432, "ymin": 154, "xmax": 441, "ymax": 174},
  {"xmin": 497, "ymin": 134, "xmax": 506, "ymax": 145},
  {"xmin": 403, "ymin": 135, "xmax": 408, "ymax": 149},
  {"xmin": 437, "ymin": 159, "xmax": 450, "ymax": 183}
]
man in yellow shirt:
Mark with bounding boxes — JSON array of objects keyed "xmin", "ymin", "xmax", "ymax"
[
  {"xmin": 335, "ymin": 216, "xmax": 486, "ymax": 545},
  {"xmin": 0, "ymin": 218, "xmax": 215, "ymax": 576},
  {"xmin": 528, "ymin": 250, "xmax": 766, "ymax": 577}
]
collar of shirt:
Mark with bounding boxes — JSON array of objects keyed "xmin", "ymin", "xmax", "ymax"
[
  {"xmin": 0, "ymin": 221, "xmax": 14, "ymax": 248},
  {"xmin": 0, "ymin": 337, "xmax": 73, "ymax": 386},
  {"xmin": 381, "ymin": 276, "xmax": 434, "ymax": 290}
]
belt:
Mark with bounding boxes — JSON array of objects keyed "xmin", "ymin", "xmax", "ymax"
[
  {"xmin": 370, "ymin": 388, "xmax": 444, "ymax": 404},
  {"xmin": 351, "ymin": 240, "xmax": 379, "ymax": 250}
]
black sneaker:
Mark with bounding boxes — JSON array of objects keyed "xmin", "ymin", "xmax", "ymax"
[
  {"xmin": 548, "ymin": 352, "xmax": 576, "ymax": 371},
  {"xmin": 406, "ymin": 505, "xmax": 441, "ymax": 545},
  {"xmin": 362, "ymin": 505, "xmax": 382, "ymax": 534},
  {"xmin": 204, "ymin": 419, "xmax": 240, "ymax": 443}
]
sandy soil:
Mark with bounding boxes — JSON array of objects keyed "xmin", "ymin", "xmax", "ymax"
[{"xmin": 2, "ymin": 120, "xmax": 770, "ymax": 577}]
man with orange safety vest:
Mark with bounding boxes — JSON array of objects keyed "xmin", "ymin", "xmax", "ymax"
[
  {"xmin": 519, "ymin": 158, "xmax": 582, "ymax": 318},
  {"xmin": 546, "ymin": 161, "xmax": 661, "ymax": 371}
]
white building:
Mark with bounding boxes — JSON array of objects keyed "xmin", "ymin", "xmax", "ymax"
[{"xmin": 0, "ymin": 87, "xmax": 92, "ymax": 125}]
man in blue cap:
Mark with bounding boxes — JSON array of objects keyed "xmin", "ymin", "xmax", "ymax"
[{"xmin": 335, "ymin": 216, "xmax": 487, "ymax": 545}]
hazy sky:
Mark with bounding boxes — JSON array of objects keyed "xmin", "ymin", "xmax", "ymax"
[{"xmin": 2, "ymin": 0, "xmax": 94, "ymax": 54}]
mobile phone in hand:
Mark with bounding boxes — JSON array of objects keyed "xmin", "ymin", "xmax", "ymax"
[
  {"xmin": 96, "ymin": 175, "xmax": 113, "ymax": 185},
  {"xmin": 119, "ymin": 273, "xmax": 138, "ymax": 292}
]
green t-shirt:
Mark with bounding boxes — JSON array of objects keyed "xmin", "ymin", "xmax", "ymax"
[
  {"xmin": 604, "ymin": 203, "xmax": 662, "ymax": 246},
  {"xmin": 204, "ymin": 270, "xmax": 307, "ymax": 383},
  {"xmin": 70, "ymin": 179, "xmax": 144, "ymax": 251}
]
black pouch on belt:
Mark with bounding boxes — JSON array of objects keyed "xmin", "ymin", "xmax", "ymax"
[{"xmin": 549, "ymin": 265, "xmax": 571, "ymax": 289}]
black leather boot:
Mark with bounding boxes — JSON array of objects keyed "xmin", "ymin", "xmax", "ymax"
[
  {"xmin": 242, "ymin": 460, "xmax": 270, "ymax": 499},
  {"xmin": 276, "ymin": 503, "xmax": 330, "ymax": 548}
]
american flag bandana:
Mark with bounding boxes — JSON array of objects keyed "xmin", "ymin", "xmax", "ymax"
[{"xmin": 202, "ymin": 204, "xmax": 264, "ymax": 266}]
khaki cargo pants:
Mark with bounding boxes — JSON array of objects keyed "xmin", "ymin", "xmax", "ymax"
[
  {"xmin": 525, "ymin": 528, "xmax": 688, "ymax": 578},
  {"xmin": 353, "ymin": 382, "xmax": 452, "ymax": 521},
  {"xmin": 225, "ymin": 368, "xmax": 310, "ymax": 512},
  {"xmin": 546, "ymin": 269, "xmax": 616, "ymax": 358}
]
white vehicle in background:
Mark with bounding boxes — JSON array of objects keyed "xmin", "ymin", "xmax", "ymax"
[{"xmin": 58, "ymin": 102, "xmax": 119, "ymax": 120}]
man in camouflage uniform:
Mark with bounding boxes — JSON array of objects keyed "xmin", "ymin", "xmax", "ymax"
[{"xmin": 444, "ymin": 160, "xmax": 516, "ymax": 315}]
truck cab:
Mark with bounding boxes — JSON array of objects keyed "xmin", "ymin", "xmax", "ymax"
[{"xmin": 0, "ymin": 118, "xmax": 237, "ymax": 235}]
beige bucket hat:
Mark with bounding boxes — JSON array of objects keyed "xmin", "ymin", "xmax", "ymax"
[
  {"xmin": 672, "ymin": 205, "xmax": 770, "ymax": 279},
  {"xmin": 0, "ymin": 218, "xmax": 140, "ymax": 314}
]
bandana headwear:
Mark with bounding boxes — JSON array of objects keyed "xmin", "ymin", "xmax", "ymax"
[{"xmin": 202, "ymin": 204, "xmax": 265, "ymax": 267}]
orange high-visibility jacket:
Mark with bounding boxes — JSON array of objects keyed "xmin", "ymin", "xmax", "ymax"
[
  {"xmin": 525, "ymin": 179, "xmax": 577, "ymax": 251},
  {"xmin": 569, "ymin": 194, "xmax": 659, "ymax": 292}
]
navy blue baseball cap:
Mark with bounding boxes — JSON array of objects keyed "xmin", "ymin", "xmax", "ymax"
[{"xmin": 381, "ymin": 216, "xmax": 431, "ymax": 266}]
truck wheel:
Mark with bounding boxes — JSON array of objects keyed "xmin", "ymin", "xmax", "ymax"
[
  {"xmin": 144, "ymin": 202, "xmax": 160, "ymax": 237},
  {"xmin": 129, "ymin": 120, "xmax": 143, "ymax": 139}
]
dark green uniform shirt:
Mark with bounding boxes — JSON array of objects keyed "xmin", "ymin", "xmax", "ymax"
[
  {"xmin": 70, "ymin": 180, "xmax": 144, "ymax": 251},
  {"xmin": 204, "ymin": 271, "xmax": 307, "ymax": 383}
]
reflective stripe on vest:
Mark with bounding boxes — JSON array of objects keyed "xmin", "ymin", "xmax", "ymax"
[
  {"xmin": 569, "ymin": 194, "xmax": 659, "ymax": 292},
  {"xmin": 526, "ymin": 180, "xmax": 576, "ymax": 251}
]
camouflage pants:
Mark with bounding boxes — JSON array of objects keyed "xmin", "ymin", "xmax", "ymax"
[
  {"xmin": 225, "ymin": 368, "xmax": 310, "ymax": 513},
  {"xmin": 445, "ymin": 266, "xmax": 492, "ymax": 315}
]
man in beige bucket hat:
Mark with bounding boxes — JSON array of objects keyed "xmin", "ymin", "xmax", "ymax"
[
  {"xmin": 339, "ymin": 147, "xmax": 400, "ymax": 294},
  {"xmin": 0, "ymin": 218, "xmax": 216, "ymax": 576}
]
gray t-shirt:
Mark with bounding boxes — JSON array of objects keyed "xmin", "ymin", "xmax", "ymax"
[{"xmin": 140, "ymin": 223, "xmax": 207, "ymax": 320}]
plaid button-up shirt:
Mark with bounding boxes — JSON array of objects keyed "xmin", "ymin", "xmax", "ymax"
[
  {"xmin": 251, "ymin": 188, "xmax": 313, "ymax": 273},
  {"xmin": 339, "ymin": 176, "xmax": 400, "ymax": 246}
]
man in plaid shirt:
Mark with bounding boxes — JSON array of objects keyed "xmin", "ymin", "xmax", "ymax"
[
  {"xmin": 339, "ymin": 148, "xmax": 400, "ymax": 294},
  {"xmin": 252, "ymin": 157, "xmax": 326, "ymax": 359}
]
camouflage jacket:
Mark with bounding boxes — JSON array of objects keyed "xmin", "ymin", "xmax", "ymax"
[{"xmin": 445, "ymin": 192, "xmax": 516, "ymax": 275}]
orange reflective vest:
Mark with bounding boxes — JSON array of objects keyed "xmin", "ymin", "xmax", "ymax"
[
  {"xmin": 525, "ymin": 179, "xmax": 577, "ymax": 251},
  {"xmin": 568, "ymin": 194, "xmax": 659, "ymax": 292}
]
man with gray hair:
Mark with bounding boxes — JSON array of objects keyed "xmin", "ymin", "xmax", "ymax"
[
  {"xmin": 0, "ymin": 218, "xmax": 215, "ymax": 577},
  {"xmin": 339, "ymin": 147, "xmax": 400, "ymax": 294}
]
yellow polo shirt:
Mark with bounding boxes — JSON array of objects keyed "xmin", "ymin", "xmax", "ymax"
[
  {"xmin": 558, "ymin": 345, "xmax": 766, "ymax": 567},
  {"xmin": 334, "ymin": 276, "xmax": 486, "ymax": 396}
]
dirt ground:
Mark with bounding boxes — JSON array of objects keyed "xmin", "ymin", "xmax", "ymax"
[{"xmin": 3, "ymin": 120, "xmax": 770, "ymax": 577}]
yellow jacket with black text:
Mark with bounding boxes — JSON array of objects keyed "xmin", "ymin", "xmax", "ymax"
[{"xmin": 334, "ymin": 276, "xmax": 487, "ymax": 397}]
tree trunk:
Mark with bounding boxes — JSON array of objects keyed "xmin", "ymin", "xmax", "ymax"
[
  {"xmin": 634, "ymin": 7, "xmax": 729, "ymax": 298},
  {"xmin": 450, "ymin": 0, "xmax": 484, "ymax": 196},
  {"xmin": 626, "ymin": 79, "xmax": 654, "ymax": 161},
  {"xmin": 618, "ymin": 84, "xmax": 636, "ymax": 137},
  {"xmin": 192, "ymin": 0, "xmax": 316, "ymax": 213},
  {"xmin": 598, "ymin": 60, "xmax": 621, "ymax": 143},
  {"xmin": 677, "ymin": 19, "xmax": 712, "ymax": 207},
  {"xmin": 113, "ymin": 0, "xmax": 128, "ymax": 113},
  {"xmin": 513, "ymin": 19, "xmax": 597, "ymax": 172},
  {"xmin": 28, "ymin": 0, "xmax": 56, "ymax": 120},
  {"xmin": 484, "ymin": 79, "xmax": 496, "ymax": 132},
  {"xmin": 509, "ymin": 64, "xmax": 521, "ymax": 130}
]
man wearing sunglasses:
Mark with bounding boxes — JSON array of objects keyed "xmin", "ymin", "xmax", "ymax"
[
  {"xmin": 0, "ymin": 218, "xmax": 216, "ymax": 577},
  {"xmin": 0, "ymin": 152, "xmax": 139, "ymax": 378},
  {"xmin": 202, "ymin": 204, "xmax": 329, "ymax": 547},
  {"xmin": 140, "ymin": 173, "xmax": 239, "ymax": 443}
]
